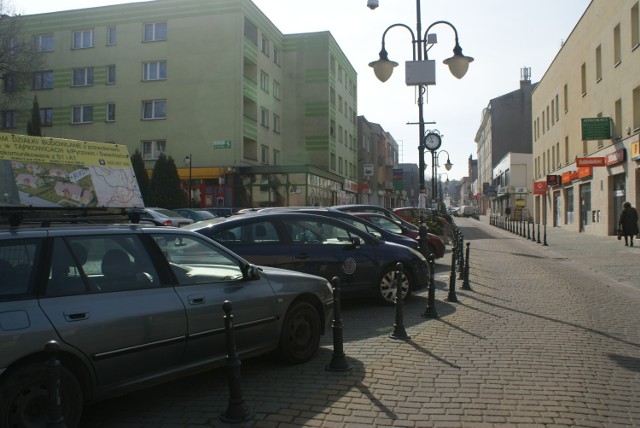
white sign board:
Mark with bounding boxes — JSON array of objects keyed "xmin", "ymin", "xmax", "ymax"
[{"xmin": 363, "ymin": 164, "xmax": 374, "ymax": 177}]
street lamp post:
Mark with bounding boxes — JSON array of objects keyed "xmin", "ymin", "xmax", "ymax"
[
  {"xmin": 368, "ymin": 1, "xmax": 473, "ymax": 209},
  {"xmin": 184, "ymin": 154, "xmax": 192, "ymax": 208},
  {"xmin": 369, "ymin": 0, "xmax": 472, "ymax": 320},
  {"xmin": 438, "ymin": 172, "xmax": 450, "ymax": 203},
  {"xmin": 434, "ymin": 149, "xmax": 452, "ymax": 203}
]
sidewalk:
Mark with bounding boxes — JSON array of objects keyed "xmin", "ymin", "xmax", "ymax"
[{"xmin": 475, "ymin": 214, "xmax": 640, "ymax": 289}]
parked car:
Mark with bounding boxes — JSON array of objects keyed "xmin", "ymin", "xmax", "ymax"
[
  {"xmin": 350, "ymin": 212, "xmax": 446, "ymax": 258},
  {"xmin": 257, "ymin": 207, "xmax": 419, "ymax": 250},
  {"xmin": 0, "ymin": 212, "xmax": 333, "ymax": 427},
  {"xmin": 139, "ymin": 207, "xmax": 194, "ymax": 227},
  {"xmin": 173, "ymin": 208, "xmax": 217, "ymax": 222},
  {"xmin": 203, "ymin": 207, "xmax": 234, "ymax": 217},
  {"xmin": 332, "ymin": 204, "xmax": 419, "ymax": 232},
  {"xmin": 458, "ymin": 205, "xmax": 477, "ymax": 217},
  {"xmin": 185, "ymin": 212, "xmax": 430, "ymax": 305},
  {"xmin": 393, "ymin": 206, "xmax": 452, "ymax": 243}
]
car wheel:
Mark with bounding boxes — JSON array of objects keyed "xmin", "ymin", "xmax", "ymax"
[
  {"xmin": 377, "ymin": 265, "xmax": 412, "ymax": 305},
  {"xmin": 278, "ymin": 301, "xmax": 321, "ymax": 364},
  {"xmin": 0, "ymin": 362, "xmax": 83, "ymax": 428}
]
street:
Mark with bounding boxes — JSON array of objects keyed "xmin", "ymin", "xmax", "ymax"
[{"xmin": 80, "ymin": 216, "xmax": 640, "ymax": 427}]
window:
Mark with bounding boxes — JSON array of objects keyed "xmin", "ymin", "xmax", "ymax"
[
  {"xmin": 106, "ymin": 103, "xmax": 116, "ymax": 122},
  {"xmin": 273, "ymin": 149, "xmax": 280, "ymax": 165},
  {"xmin": 261, "ymin": 145, "xmax": 269, "ymax": 164},
  {"xmin": 34, "ymin": 34, "xmax": 54, "ymax": 52},
  {"xmin": 0, "ymin": 239, "xmax": 39, "ymax": 297},
  {"xmin": 273, "ymin": 46, "xmax": 280, "ymax": 65},
  {"xmin": 72, "ymin": 105, "xmax": 93, "ymax": 124},
  {"xmin": 260, "ymin": 108, "xmax": 269, "ymax": 128},
  {"xmin": 564, "ymin": 136, "xmax": 569, "ymax": 164},
  {"xmin": 273, "ymin": 80, "xmax": 280, "ymax": 100},
  {"xmin": 33, "ymin": 71, "xmax": 53, "ymax": 90},
  {"xmin": 260, "ymin": 71, "xmax": 269, "ymax": 92},
  {"xmin": 565, "ymin": 187, "xmax": 574, "ymax": 225},
  {"xmin": 614, "ymin": 99, "xmax": 622, "ymax": 139},
  {"xmin": 107, "ymin": 27, "xmax": 117, "ymax": 46},
  {"xmin": 142, "ymin": 140, "xmax": 165, "ymax": 160},
  {"xmin": 563, "ymin": 84, "xmax": 569, "ymax": 112},
  {"xmin": 555, "ymin": 94, "xmax": 560, "ymax": 122},
  {"xmin": 107, "ymin": 65, "xmax": 116, "ymax": 84},
  {"xmin": 40, "ymin": 108, "xmax": 53, "ymax": 126},
  {"xmin": 144, "ymin": 22, "xmax": 167, "ymax": 42},
  {"xmin": 72, "ymin": 30, "xmax": 94, "ymax": 49},
  {"xmin": 595, "ymin": 45, "xmax": 602, "ymax": 81},
  {"xmin": 634, "ymin": 85, "xmax": 640, "ymax": 130},
  {"xmin": 633, "ymin": 2, "xmax": 640, "ymax": 49},
  {"xmin": 142, "ymin": 100, "xmax": 166, "ymax": 119},
  {"xmin": 3, "ymin": 74, "xmax": 17, "ymax": 93},
  {"xmin": 143, "ymin": 61, "xmax": 167, "ymax": 81},
  {"xmin": 261, "ymin": 35, "xmax": 270, "ymax": 57},
  {"xmin": 273, "ymin": 114, "xmax": 280, "ymax": 133},
  {"xmin": 614, "ymin": 24, "xmax": 621, "ymax": 65},
  {"xmin": 72, "ymin": 67, "xmax": 94, "ymax": 86},
  {"xmin": 580, "ymin": 63, "xmax": 587, "ymax": 96},
  {"xmin": 2, "ymin": 110, "xmax": 17, "ymax": 128}
]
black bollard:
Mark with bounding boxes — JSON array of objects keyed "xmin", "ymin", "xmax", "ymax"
[
  {"xmin": 220, "ymin": 301, "xmax": 255, "ymax": 423},
  {"xmin": 461, "ymin": 242, "xmax": 472, "ymax": 290},
  {"xmin": 537, "ymin": 222, "xmax": 541, "ymax": 244},
  {"xmin": 445, "ymin": 243, "xmax": 458, "ymax": 303},
  {"xmin": 45, "ymin": 341, "xmax": 67, "ymax": 428},
  {"xmin": 458, "ymin": 234, "xmax": 465, "ymax": 280},
  {"xmin": 531, "ymin": 220, "xmax": 536, "ymax": 241},
  {"xmin": 527, "ymin": 220, "xmax": 531, "ymax": 239},
  {"xmin": 543, "ymin": 223, "xmax": 548, "ymax": 246},
  {"xmin": 389, "ymin": 263, "xmax": 411, "ymax": 339},
  {"xmin": 422, "ymin": 255, "xmax": 439, "ymax": 319},
  {"xmin": 327, "ymin": 277, "xmax": 352, "ymax": 370}
]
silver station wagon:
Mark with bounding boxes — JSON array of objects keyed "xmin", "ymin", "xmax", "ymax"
[{"xmin": 0, "ymin": 215, "xmax": 333, "ymax": 427}]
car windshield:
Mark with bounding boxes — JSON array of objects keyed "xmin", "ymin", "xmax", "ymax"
[{"xmin": 153, "ymin": 208, "xmax": 184, "ymax": 218}]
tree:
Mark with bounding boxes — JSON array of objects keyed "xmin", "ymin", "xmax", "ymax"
[
  {"xmin": 130, "ymin": 149, "xmax": 150, "ymax": 204},
  {"xmin": 26, "ymin": 95, "xmax": 41, "ymax": 136},
  {"xmin": 0, "ymin": 1, "xmax": 44, "ymax": 110},
  {"xmin": 147, "ymin": 153, "xmax": 186, "ymax": 208}
]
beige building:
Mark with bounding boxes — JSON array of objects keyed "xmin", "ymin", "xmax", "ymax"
[
  {"xmin": 2, "ymin": 0, "xmax": 359, "ymax": 208},
  {"xmin": 532, "ymin": 0, "xmax": 640, "ymax": 236}
]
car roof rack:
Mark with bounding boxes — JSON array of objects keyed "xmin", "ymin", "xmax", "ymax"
[{"xmin": 0, "ymin": 206, "xmax": 146, "ymax": 228}]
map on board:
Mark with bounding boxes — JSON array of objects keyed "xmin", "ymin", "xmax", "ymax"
[{"xmin": 0, "ymin": 133, "xmax": 144, "ymax": 208}]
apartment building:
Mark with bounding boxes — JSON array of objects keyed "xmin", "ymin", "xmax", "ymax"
[
  {"xmin": 2, "ymin": 0, "xmax": 359, "ymax": 208},
  {"xmin": 532, "ymin": 0, "xmax": 640, "ymax": 235}
]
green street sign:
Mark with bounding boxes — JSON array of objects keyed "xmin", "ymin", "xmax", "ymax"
[
  {"xmin": 213, "ymin": 140, "xmax": 232, "ymax": 149},
  {"xmin": 581, "ymin": 118, "xmax": 611, "ymax": 140}
]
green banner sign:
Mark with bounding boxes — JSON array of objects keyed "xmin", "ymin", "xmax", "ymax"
[{"xmin": 581, "ymin": 117, "xmax": 611, "ymax": 140}]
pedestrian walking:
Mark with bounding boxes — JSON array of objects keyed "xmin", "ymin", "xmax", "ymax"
[{"xmin": 618, "ymin": 201, "xmax": 639, "ymax": 247}]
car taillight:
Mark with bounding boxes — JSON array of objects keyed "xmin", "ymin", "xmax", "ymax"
[{"xmin": 163, "ymin": 220, "xmax": 172, "ymax": 226}]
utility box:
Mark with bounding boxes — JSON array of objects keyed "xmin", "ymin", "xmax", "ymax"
[{"xmin": 405, "ymin": 60, "xmax": 436, "ymax": 86}]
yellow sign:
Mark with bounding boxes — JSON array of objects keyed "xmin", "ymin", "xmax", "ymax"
[
  {"xmin": 0, "ymin": 133, "xmax": 132, "ymax": 168},
  {"xmin": 515, "ymin": 199, "xmax": 526, "ymax": 207}
]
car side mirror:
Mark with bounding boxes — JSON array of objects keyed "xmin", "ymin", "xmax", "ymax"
[
  {"xmin": 244, "ymin": 263, "xmax": 260, "ymax": 280},
  {"xmin": 349, "ymin": 236, "xmax": 362, "ymax": 249}
]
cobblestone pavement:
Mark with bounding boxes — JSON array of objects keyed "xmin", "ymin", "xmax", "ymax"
[{"xmin": 80, "ymin": 216, "xmax": 640, "ymax": 427}]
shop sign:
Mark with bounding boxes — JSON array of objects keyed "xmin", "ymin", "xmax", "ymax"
[
  {"xmin": 581, "ymin": 117, "xmax": 612, "ymax": 140},
  {"xmin": 515, "ymin": 199, "xmax": 526, "ymax": 207},
  {"xmin": 533, "ymin": 181, "xmax": 547, "ymax": 195},
  {"xmin": 631, "ymin": 142, "xmax": 640, "ymax": 161},
  {"xmin": 546, "ymin": 175, "xmax": 561, "ymax": 186},
  {"xmin": 343, "ymin": 179, "xmax": 358, "ymax": 193},
  {"xmin": 577, "ymin": 166, "xmax": 592, "ymax": 178},
  {"xmin": 576, "ymin": 157, "xmax": 605, "ymax": 167},
  {"xmin": 514, "ymin": 187, "xmax": 528, "ymax": 194},
  {"xmin": 605, "ymin": 148, "xmax": 625, "ymax": 166},
  {"xmin": 562, "ymin": 171, "xmax": 578, "ymax": 183},
  {"xmin": 363, "ymin": 164, "xmax": 374, "ymax": 177},
  {"xmin": 392, "ymin": 168, "xmax": 403, "ymax": 190}
]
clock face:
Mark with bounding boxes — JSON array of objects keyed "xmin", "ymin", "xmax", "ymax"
[{"xmin": 424, "ymin": 132, "xmax": 441, "ymax": 150}]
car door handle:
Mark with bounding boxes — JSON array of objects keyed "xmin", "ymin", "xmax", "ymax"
[
  {"xmin": 189, "ymin": 296, "xmax": 206, "ymax": 305},
  {"xmin": 294, "ymin": 253, "xmax": 310, "ymax": 260},
  {"xmin": 64, "ymin": 312, "xmax": 89, "ymax": 321}
]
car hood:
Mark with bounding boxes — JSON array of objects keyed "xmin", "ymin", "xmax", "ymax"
[{"xmin": 256, "ymin": 265, "xmax": 333, "ymax": 297}]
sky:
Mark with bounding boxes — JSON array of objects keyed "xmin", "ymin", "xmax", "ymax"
[{"xmin": 13, "ymin": 0, "xmax": 592, "ymax": 181}]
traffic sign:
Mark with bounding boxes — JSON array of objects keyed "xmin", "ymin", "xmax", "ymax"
[{"xmin": 213, "ymin": 140, "xmax": 232, "ymax": 149}]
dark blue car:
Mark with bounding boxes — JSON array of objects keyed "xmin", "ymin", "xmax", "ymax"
[{"xmin": 185, "ymin": 212, "xmax": 430, "ymax": 304}]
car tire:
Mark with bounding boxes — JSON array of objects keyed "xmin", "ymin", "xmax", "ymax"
[
  {"xmin": 377, "ymin": 265, "xmax": 412, "ymax": 305},
  {"xmin": 0, "ymin": 362, "xmax": 83, "ymax": 428},
  {"xmin": 278, "ymin": 301, "xmax": 321, "ymax": 364}
]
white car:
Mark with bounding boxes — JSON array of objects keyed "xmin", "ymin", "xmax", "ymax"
[{"xmin": 140, "ymin": 207, "xmax": 194, "ymax": 227}]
